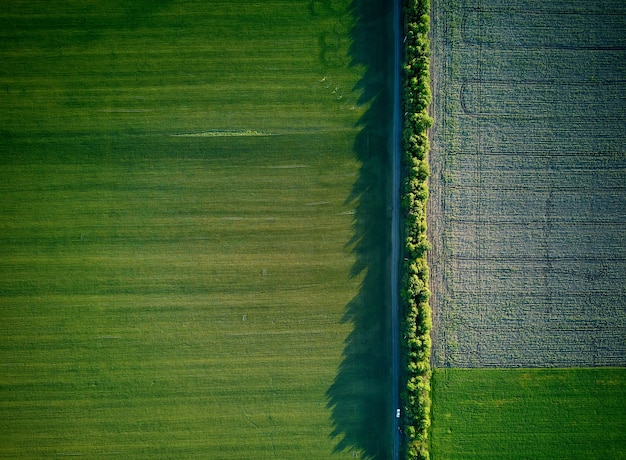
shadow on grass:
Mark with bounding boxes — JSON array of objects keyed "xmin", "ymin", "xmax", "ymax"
[{"xmin": 326, "ymin": 0, "xmax": 394, "ymax": 458}]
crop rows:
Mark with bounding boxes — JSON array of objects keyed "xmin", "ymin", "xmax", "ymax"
[
  {"xmin": 428, "ymin": 0, "xmax": 626, "ymax": 367},
  {"xmin": 460, "ymin": 8, "xmax": 626, "ymax": 49}
]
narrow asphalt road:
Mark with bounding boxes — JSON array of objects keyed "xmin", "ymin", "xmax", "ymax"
[{"xmin": 391, "ymin": 0, "xmax": 402, "ymax": 458}]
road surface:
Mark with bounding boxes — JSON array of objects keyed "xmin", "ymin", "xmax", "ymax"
[{"xmin": 391, "ymin": 0, "xmax": 402, "ymax": 458}]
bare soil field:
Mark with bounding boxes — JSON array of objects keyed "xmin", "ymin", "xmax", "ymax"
[{"xmin": 428, "ymin": 0, "xmax": 626, "ymax": 367}]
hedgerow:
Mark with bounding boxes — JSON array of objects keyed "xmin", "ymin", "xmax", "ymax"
[{"xmin": 400, "ymin": 1, "xmax": 432, "ymax": 459}]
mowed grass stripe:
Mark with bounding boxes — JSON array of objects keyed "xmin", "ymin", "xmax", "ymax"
[{"xmin": 431, "ymin": 368, "xmax": 626, "ymax": 459}]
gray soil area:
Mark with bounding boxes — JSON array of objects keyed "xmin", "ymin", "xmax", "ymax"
[{"xmin": 428, "ymin": 0, "xmax": 626, "ymax": 367}]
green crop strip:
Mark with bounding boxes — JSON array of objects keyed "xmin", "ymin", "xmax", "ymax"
[
  {"xmin": 399, "ymin": 0, "xmax": 433, "ymax": 459},
  {"xmin": 431, "ymin": 368, "xmax": 626, "ymax": 459}
]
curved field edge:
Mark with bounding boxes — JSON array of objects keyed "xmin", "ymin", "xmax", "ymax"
[
  {"xmin": 399, "ymin": 0, "xmax": 434, "ymax": 459},
  {"xmin": 431, "ymin": 368, "xmax": 626, "ymax": 459}
]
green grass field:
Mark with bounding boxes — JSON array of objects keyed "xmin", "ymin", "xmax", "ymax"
[
  {"xmin": 431, "ymin": 368, "xmax": 626, "ymax": 459},
  {"xmin": 0, "ymin": 1, "xmax": 393, "ymax": 457}
]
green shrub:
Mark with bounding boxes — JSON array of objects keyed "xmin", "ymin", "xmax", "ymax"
[{"xmin": 399, "ymin": 0, "xmax": 432, "ymax": 459}]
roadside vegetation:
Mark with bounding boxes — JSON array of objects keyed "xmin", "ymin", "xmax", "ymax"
[{"xmin": 399, "ymin": 0, "xmax": 433, "ymax": 458}]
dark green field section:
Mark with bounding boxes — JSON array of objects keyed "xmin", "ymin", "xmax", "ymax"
[
  {"xmin": 0, "ymin": 1, "xmax": 393, "ymax": 458},
  {"xmin": 0, "ymin": 0, "xmax": 362, "ymax": 136},
  {"xmin": 431, "ymin": 368, "xmax": 626, "ymax": 459},
  {"xmin": 428, "ymin": 0, "xmax": 626, "ymax": 367}
]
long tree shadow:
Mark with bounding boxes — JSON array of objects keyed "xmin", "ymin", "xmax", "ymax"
[{"xmin": 326, "ymin": 0, "xmax": 395, "ymax": 458}]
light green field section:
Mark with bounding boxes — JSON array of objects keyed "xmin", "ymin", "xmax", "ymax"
[
  {"xmin": 0, "ymin": 141, "xmax": 361, "ymax": 458},
  {"xmin": 431, "ymin": 368, "xmax": 626, "ymax": 459},
  {"xmin": 0, "ymin": 1, "xmax": 392, "ymax": 458},
  {"xmin": 428, "ymin": 0, "xmax": 626, "ymax": 367}
]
